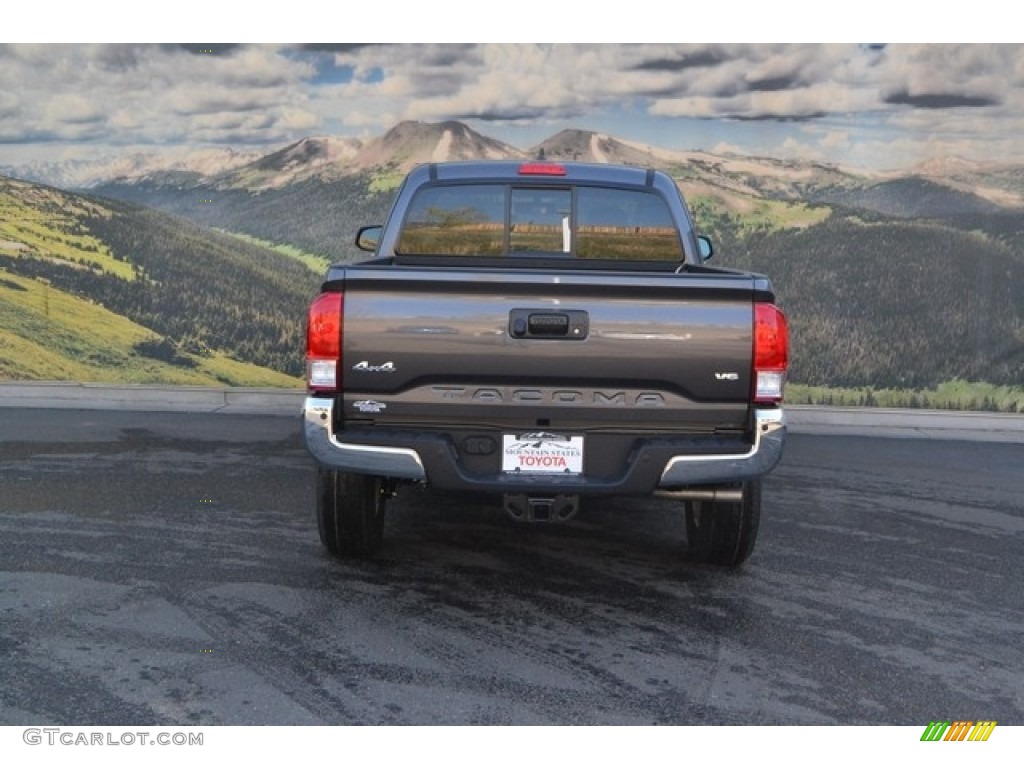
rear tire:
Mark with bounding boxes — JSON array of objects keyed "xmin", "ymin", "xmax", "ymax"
[
  {"xmin": 317, "ymin": 469, "xmax": 386, "ymax": 558},
  {"xmin": 684, "ymin": 479, "xmax": 761, "ymax": 567}
]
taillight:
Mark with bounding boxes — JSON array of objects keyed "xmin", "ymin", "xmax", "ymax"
[
  {"xmin": 753, "ymin": 303, "xmax": 788, "ymax": 405},
  {"xmin": 306, "ymin": 292, "xmax": 343, "ymax": 393}
]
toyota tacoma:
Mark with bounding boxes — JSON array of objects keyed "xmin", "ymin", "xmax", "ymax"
[{"xmin": 303, "ymin": 160, "xmax": 788, "ymax": 566}]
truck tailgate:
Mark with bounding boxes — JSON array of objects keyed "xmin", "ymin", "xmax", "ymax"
[{"xmin": 336, "ymin": 264, "xmax": 756, "ymax": 434}]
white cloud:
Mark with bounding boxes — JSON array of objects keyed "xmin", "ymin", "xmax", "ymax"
[
  {"xmin": 43, "ymin": 94, "xmax": 104, "ymax": 125},
  {"xmin": 818, "ymin": 131, "xmax": 850, "ymax": 151},
  {"xmin": 0, "ymin": 44, "xmax": 317, "ymax": 149},
  {"xmin": 2, "ymin": 43, "xmax": 1024, "ymax": 169}
]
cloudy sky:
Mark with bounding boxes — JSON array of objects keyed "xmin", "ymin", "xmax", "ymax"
[{"xmin": 1, "ymin": 41, "xmax": 1021, "ymax": 172}]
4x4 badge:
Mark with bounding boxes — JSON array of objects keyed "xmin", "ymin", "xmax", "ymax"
[{"xmin": 353, "ymin": 361, "xmax": 396, "ymax": 373}]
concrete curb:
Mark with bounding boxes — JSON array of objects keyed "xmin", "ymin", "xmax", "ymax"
[
  {"xmin": 1, "ymin": 382, "xmax": 1022, "ymax": 443},
  {"xmin": 785, "ymin": 404, "xmax": 1024, "ymax": 444},
  {"xmin": 0, "ymin": 382, "xmax": 305, "ymax": 416}
]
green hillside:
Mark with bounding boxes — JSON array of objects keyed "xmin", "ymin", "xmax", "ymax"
[
  {"xmin": 0, "ymin": 269, "xmax": 299, "ymax": 386},
  {"xmin": 93, "ymin": 174, "xmax": 396, "ymax": 263},
  {"xmin": 713, "ymin": 211, "xmax": 1024, "ymax": 390},
  {"xmin": 0, "ymin": 176, "xmax": 307, "ymax": 386},
  {"xmin": 1, "ymin": 179, "xmax": 134, "ymax": 280}
]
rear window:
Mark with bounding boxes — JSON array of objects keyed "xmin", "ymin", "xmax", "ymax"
[{"xmin": 396, "ymin": 183, "xmax": 683, "ymax": 261}]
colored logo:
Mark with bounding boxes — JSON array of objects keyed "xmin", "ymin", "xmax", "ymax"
[{"xmin": 920, "ymin": 721, "xmax": 996, "ymax": 742}]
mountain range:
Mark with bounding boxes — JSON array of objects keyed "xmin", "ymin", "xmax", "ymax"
[
  {"xmin": 49, "ymin": 120, "xmax": 1020, "ymax": 266},
  {"xmin": 11, "ymin": 119, "xmax": 1024, "ymax": 208},
  {"xmin": 2, "ymin": 119, "xmax": 1023, "ymax": 395}
]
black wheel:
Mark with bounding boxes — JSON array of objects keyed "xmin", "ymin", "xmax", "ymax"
[
  {"xmin": 316, "ymin": 469, "xmax": 386, "ymax": 558},
  {"xmin": 684, "ymin": 479, "xmax": 761, "ymax": 567}
]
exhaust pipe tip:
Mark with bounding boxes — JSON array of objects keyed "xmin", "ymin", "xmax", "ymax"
[{"xmin": 653, "ymin": 487, "xmax": 744, "ymax": 503}]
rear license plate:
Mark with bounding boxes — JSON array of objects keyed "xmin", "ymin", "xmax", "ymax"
[{"xmin": 501, "ymin": 433, "xmax": 584, "ymax": 474}]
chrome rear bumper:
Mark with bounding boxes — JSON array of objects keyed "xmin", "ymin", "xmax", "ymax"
[{"xmin": 303, "ymin": 396, "xmax": 785, "ymax": 490}]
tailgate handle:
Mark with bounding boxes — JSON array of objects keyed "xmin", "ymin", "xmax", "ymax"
[
  {"xmin": 509, "ymin": 309, "xmax": 589, "ymax": 340},
  {"xmin": 528, "ymin": 313, "xmax": 569, "ymax": 335}
]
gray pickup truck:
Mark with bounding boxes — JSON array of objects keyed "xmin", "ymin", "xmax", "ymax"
[{"xmin": 303, "ymin": 160, "xmax": 788, "ymax": 566}]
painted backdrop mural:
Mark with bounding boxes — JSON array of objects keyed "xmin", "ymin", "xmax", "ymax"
[{"xmin": 0, "ymin": 44, "xmax": 1022, "ymax": 409}]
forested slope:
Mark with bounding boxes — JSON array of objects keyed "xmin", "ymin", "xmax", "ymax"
[{"xmin": 1, "ymin": 176, "xmax": 315, "ymax": 382}]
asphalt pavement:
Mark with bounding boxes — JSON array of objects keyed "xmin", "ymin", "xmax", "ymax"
[{"xmin": 0, "ymin": 407, "xmax": 1021, "ymax": 725}]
